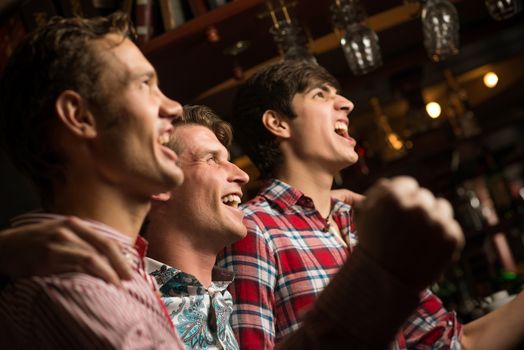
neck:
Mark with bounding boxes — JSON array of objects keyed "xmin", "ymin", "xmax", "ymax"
[
  {"xmin": 50, "ymin": 176, "xmax": 150, "ymax": 240},
  {"xmin": 277, "ymin": 157, "xmax": 335, "ymax": 218},
  {"xmin": 146, "ymin": 217, "xmax": 217, "ymax": 288}
]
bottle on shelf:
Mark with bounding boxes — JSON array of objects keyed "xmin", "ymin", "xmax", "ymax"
[
  {"xmin": 369, "ymin": 97, "xmax": 406, "ymax": 161},
  {"xmin": 482, "ymin": 147, "xmax": 514, "ymax": 222},
  {"xmin": 454, "ymin": 186, "xmax": 485, "ymax": 232},
  {"xmin": 449, "ymin": 148, "xmax": 486, "ymax": 232},
  {"xmin": 443, "ymin": 69, "xmax": 481, "ymax": 139}
]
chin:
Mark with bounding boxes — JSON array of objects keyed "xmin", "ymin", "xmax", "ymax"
[
  {"xmin": 336, "ymin": 156, "xmax": 358, "ymax": 171},
  {"xmin": 227, "ymin": 226, "xmax": 248, "ymax": 244},
  {"xmin": 168, "ymin": 169, "xmax": 184, "ymax": 187},
  {"xmin": 173, "ymin": 174, "xmax": 184, "ymax": 186},
  {"xmin": 345, "ymin": 152, "xmax": 359, "ymax": 164}
]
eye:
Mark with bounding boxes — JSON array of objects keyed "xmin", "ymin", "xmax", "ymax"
[
  {"xmin": 140, "ymin": 78, "xmax": 151, "ymax": 88},
  {"xmin": 313, "ymin": 90, "xmax": 326, "ymax": 99},
  {"xmin": 206, "ymin": 155, "xmax": 218, "ymax": 164}
]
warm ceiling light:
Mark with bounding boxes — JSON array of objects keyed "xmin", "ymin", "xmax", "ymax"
[
  {"xmin": 387, "ymin": 133, "xmax": 404, "ymax": 150},
  {"xmin": 426, "ymin": 101, "xmax": 442, "ymax": 119},
  {"xmin": 483, "ymin": 72, "xmax": 499, "ymax": 88}
]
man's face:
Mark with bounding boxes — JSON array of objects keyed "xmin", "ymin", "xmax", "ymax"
[
  {"xmin": 166, "ymin": 124, "xmax": 249, "ymax": 248},
  {"xmin": 88, "ymin": 34, "xmax": 184, "ymax": 197},
  {"xmin": 287, "ymin": 83, "xmax": 358, "ymax": 171}
]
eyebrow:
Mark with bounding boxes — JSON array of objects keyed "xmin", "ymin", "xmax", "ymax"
[
  {"xmin": 195, "ymin": 148, "xmax": 231, "ymax": 162},
  {"xmin": 128, "ymin": 69, "xmax": 158, "ymax": 84},
  {"xmin": 305, "ymin": 83, "xmax": 338, "ymax": 94}
]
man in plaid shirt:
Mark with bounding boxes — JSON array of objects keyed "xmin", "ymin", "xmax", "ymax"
[
  {"xmin": 0, "ymin": 42, "xmax": 521, "ymax": 350},
  {"xmin": 0, "ymin": 105, "xmax": 465, "ymax": 348},
  {"xmin": 217, "ymin": 60, "xmax": 524, "ymax": 349},
  {"xmin": 0, "ymin": 103, "xmax": 467, "ymax": 348}
]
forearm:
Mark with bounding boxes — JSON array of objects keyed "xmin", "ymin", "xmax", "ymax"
[
  {"xmin": 462, "ymin": 291, "xmax": 524, "ymax": 350},
  {"xmin": 278, "ymin": 248, "xmax": 420, "ymax": 350}
]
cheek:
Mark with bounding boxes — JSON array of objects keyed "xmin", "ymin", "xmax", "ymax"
[
  {"xmin": 182, "ymin": 177, "xmax": 214, "ymax": 199},
  {"xmin": 120, "ymin": 100, "xmax": 157, "ymax": 129}
]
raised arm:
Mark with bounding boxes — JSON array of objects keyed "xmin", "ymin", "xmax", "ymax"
[
  {"xmin": 279, "ymin": 176, "xmax": 464, "ymax": 349},
  {"xmin": 0, "ymin": 217, "xmax": 132, "ymax": 287},
  {"xmin": 461, "ymin": 288, "xmax": 524, "ymax": 349}
]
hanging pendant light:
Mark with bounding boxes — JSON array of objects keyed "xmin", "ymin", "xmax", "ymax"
[
  {"xmin": 340, "ymin": 23, "xmax": 382, "ymax": 75},
  {"xmin": 421, "ymin": 0, "xmax": 460, "ymax": 62},
  {"xmin": 269, "ymin": 20, "xmax": 314, "ymax": 62},
  {"xmin": 266, "ymin": 1, "xmax": 315, "ymax": 62},
  {"xmin": 485, "ymin": 0, "xmax": 522, "ymax": 21},
  {"xmin": 331, "ymin": 0, "xmax": 382, "ymax": 75}
]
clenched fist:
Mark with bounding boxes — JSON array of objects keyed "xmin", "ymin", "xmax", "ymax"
[{"xmin": 354, "ymin": 176, "xmax": 464, "ymax": 291}]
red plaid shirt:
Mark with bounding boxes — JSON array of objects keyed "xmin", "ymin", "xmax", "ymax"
[{"xmin": 217, "ymin": 179, "xmax": 462, "ymax": 349}]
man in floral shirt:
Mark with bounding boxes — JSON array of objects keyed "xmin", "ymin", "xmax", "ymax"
[
  {"xmin": 143, "ymin": 105, "xmax": 465, "ymax": 349},
  {"xmin": 0, "ymin": 68, "xmax": 468, "ymax": 349}
]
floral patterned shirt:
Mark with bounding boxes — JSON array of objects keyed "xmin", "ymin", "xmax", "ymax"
[{"xmin": 146, "ymin": 258, "xmax": 239, "ymax": 350}]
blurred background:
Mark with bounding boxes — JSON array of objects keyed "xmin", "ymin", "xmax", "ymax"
[{"xmin": 1, "ymin": 0, "xmax": 523, "ymax": 321}]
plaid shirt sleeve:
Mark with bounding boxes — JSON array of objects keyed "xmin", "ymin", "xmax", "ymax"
[
  {"xmin": 218, "ymin": 217, "xmax": 278, "ymax": 350},
  {"xmin": 277, "ymin": 249, "xmax": 422, "ymax": 350},
  {"xmin": 401, "ymin": 289, "xmax": 462, "ymax": 349}
]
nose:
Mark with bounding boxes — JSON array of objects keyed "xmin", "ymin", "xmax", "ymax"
[
  {"xmin": 159, "ymin": 92, "xmax": 183, "ymax": 122},
  {"xmin": 228, "ymin": 162, "xmax": 250, "ymax": 186},
  {"xmin": 336, "ymin": 94, "xmax": 354, "ymax": 115}
]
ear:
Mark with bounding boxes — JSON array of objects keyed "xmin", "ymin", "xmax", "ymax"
[
  {"xmin": 55, "ymin": 90, "xmax": 97, "ymax": 138},
  {"xmin": 151, "ymin": 191, "xmax": 172, "ymax": 203},
  {"xmin": 261, "ymin": 110, "xmax": 291, "ymax": 139}
]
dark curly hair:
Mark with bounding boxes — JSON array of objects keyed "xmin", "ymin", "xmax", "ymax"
[
  {"xmin": 232, "ymin": 60, "xmax": 339, "ymax": 178},
  {"xmin": 0, "ymin": 12, "xmax": 135, "ymax": 205}
]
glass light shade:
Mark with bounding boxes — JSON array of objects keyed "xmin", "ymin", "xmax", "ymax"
[
  {"xmin": 269, "ymin": 21, "xmax": 315, "ymax": 62},
  {"xmin": 340, "ymin": 23, "xmax": 382, "ymax": 75},
  {"xmin": 330, "ymin": 0, "xmax": 367, "ymax": 29},
  {"xmin": 422, "ymin": 0, "xmax": 460, "ymax": 62},
  {"xmin": 485, "ymin": 0, "xmax": 522, "ymax": 20}
]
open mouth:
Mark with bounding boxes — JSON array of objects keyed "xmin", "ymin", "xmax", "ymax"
[
  {"xmin": 335, "ymin": 121, "xmax": 349, "ymax": 138},
  {"xmin": 158, "ymin": 133, "xmax": 170, "ymax": 147},
  {"xmin": 158, "ymin": 131, "xmax": 179, "ymax": 163},
  {"xmin": 221, "ymin": 194, "xmax": 241, "ymax": 208}
]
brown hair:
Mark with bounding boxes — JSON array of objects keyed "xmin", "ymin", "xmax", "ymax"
[
  {"xmin": 170, "ymin": 105, "xmax": 233, "ymax": 151},
  {"xmin": 232, "ymin": 60, "xmax": 339, "ymax": 178},
  {"xmin": 0, "ymin": 12, "xmax": 135, "ymax": 204}
]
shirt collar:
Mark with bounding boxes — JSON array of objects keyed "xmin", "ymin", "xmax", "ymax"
[
  {"xmin": 259, "ymin": 178, "xmax": 311, "ymax": 211},
  {"xmin": 146, "ymin": 257, "xmax": 234, "ymax": 295},
  {"xmin": 259, "ymin": 178, "xmax": 352, "ymax": 215}
]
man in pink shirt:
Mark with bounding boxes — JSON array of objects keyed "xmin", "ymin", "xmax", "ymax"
[
  {"xmin": 0, "ymin": 12, "xmax": 469, "ymax": 350},
  {"xmin": 0, "ymin": 12, "xmax": 185, "ymax": 348}
]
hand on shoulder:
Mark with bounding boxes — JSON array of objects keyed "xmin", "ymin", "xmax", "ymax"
[{"xmin": 0, "ymin": 217, "xmax": 132, "ymax": 287}]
